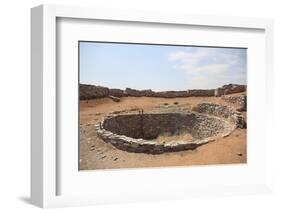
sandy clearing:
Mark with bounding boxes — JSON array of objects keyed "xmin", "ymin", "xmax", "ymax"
[{"xmin": 79, "ymin": 95, "xmax": 246, "ymax": 170}]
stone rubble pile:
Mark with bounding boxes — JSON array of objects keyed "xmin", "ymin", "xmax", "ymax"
[{"xmin": 221, "ymin": 95, "xmax": 247, "ymax": 111}]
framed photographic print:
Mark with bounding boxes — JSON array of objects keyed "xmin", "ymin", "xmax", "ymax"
[{"xmin": 31, "ymin": 4, "xmax": 274, "ymax": 208}]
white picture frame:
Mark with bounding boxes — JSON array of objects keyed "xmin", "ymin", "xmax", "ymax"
[{"xmin": 31, "ymin": 4, "xmax": 274, "ymax": 208}]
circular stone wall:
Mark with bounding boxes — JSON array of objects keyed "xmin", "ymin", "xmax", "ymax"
[
  {"xmin": 103, "ymin": 113, "xmax": 228, "ymax": 140},
  {"xmin": 96, "ymin": 109, "xmax": 238, "ymax": 154}
]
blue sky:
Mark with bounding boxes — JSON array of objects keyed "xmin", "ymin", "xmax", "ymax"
[{"xmin": 79, "ymin": 42, "xmax": 246, "ymax": 91}]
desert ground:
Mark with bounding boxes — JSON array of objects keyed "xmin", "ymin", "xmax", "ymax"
[{"xmin": 79, "ymin": 93, "xmax": 246, "ymax": 170}]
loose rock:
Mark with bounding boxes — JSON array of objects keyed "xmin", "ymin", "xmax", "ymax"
[{"xmin": 108, "ymin": 95, "xmax": 121, "ymax": 102}]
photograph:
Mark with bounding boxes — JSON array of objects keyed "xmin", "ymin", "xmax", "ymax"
[{"xmin": 79, "ymin": 41, "xmax": 247, "ymax": 170}]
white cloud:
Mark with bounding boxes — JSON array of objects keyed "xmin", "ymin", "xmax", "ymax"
[
  {"xmin": 168, "ymin": 48, "xmax": 246, "ymax": 89},
  {"xmin": 193, "ymin": 64, "xmax": 230, "ymax": 74},
  {"xmin": 168, "ymin": 48, "xmax": 211, "ymax": 70}
]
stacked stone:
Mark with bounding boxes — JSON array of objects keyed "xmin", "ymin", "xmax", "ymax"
[
  {"xmin": 80, "ymin": 84, "xmax": 109, "ymax": 100},
  {"xmin": 80, "ymin": 84, "xmax": 246, "ymax": 100},
  {"xmin": 192, "ymin": 103, "xmax": 246, "ymax": 128},
  {"xmin": 150, "ymin": 91, "xmax": 189, "ymax": 98},
  {"xmin": 95, "ymin": 119, "xmax": 213, "ymax": 154},
  {"xmin": 95, "ymin": 107, "xmax": 238, "ymax": 154},
  {"xmin": 214, "ymin": 88, "xmax": 224, "ymax": 97},
  {"xmin": 187, "ymin": 89, "xmax": 215, "ymax": 97},
  {"xmin": 109, "ymin": 88, "xmax": 127, "ymax": 97},
  {"xmin": 221, "ymin": 95, "xmax": 247, "ymax": 111},
  {"xmin": 215, "ymin": 84, "xmax": 246, "ymax": 97}
]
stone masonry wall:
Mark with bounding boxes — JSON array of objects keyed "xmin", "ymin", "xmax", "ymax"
[
  {"xmin": 109, "ymin": 88, "xmax": 128, "ymax": 97},
  {"xmin": 192, "ymin": 103, "xmax": 246, "ymax": 128},
  {"xmin": 221, "ymin": 95, "xmax": 247, "ymax": 111},
  {"xmin": 80, "ymin": 84, "xmax": 246, "ymax": 100},
  {"xmin": 103, "ymin": 113, "xmax": 227, "ymax": 140},
  {"xmin": 187, "ymin": 89, "xmax": 215, "ymax": 97},
  {"xmin": 215, "ymin": 84, "xmax": 246, "ymax": 97},
  {"xmin": 96, "ymin": 109, "xmax": 236, "ymax": 154},
  {"xmin": 80, "ymin": 84, "xmax": 109, "ymax": 100}
]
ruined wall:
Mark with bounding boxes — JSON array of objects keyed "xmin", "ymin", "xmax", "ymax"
[
  {"xmin": 214, "ymin": 88, "xmax": 224, "ymax": 97},
  {"xmin": 187, "ymin": 89, "xmax": 215, "ymax": 97},
  {"xmin": 97, "ymin": 111, "xmax": 233, "ymax": 154},
  {"xmin": 103, "ymin": 113, "xmax": 195, "ymax": 140},
  {"xmin": 215, "ymin": 84, "xmax": 246, "ymax": 97},
  {"xmin": 80, "ymin": 84, "xmax": 246, "ymax": 100},
  {"xmin": 125, "ymin": 88, "xmax": 154, "ymax": 97},
  {"xmin": 192, "ymin": 103, "xmax": 246, "ymax": 128},
  {"xmin": 109, "ymin": 88, "xmax": 127, "ymax": 97},
  {"xmin": 103, "ymin": 113, "xmax": 228, "ymax": 140},
  {"xmin": 80, "ymin": 84, "xmax": 109, "ymax": 100},
  {"xmin": 221, "ymin": 95, "xmax": 247, "ymax": 111},
  {"xmin": 96, "ymin": 125, "xmax": 206, "ymax": 154},
  {"xmin": 148, "ymin": 90, "xmax": 189, "ymax": 98}
]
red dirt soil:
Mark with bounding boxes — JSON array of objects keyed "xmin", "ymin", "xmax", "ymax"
[{"xmin": 79, "ymin": 94, "xmax": 246, "ymax": 170}]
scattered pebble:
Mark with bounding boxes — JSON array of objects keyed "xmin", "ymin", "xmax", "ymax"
[
  {"xmin": 113, "ymin": 157, "xmax": 118, "ymax": 161},
  {"xmin": 174, "ymin": 102, "xmax": 179, "ymax": 105},
  {"xmin": 236, "ymin": 152, "xmax": 243, "ymax": 156},
  {"xmin": 100, "ymin": 155, "xmax": 106, "ymax": 159}
]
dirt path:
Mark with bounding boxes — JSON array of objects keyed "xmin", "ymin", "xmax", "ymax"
[{"xmin": 79, "ymin": 95, "xmax": 246, "ymax": 170}]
